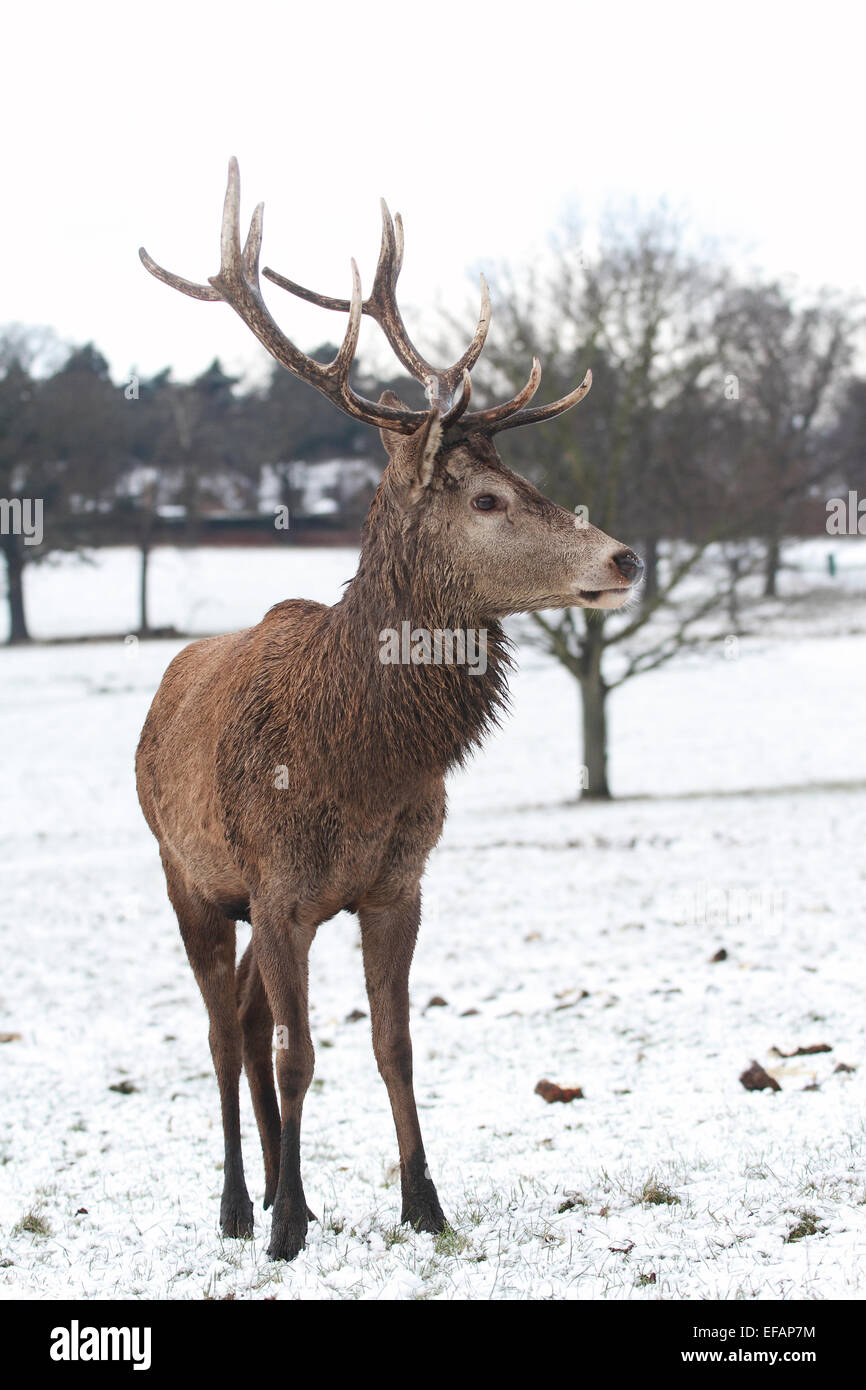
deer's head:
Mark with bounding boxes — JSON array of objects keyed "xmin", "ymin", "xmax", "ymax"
[
  {"xmin": 377, "ymin": 412, "xmax": 640, "ymax": 618},
  {"xmin": 140, "ymin": 159, "xmax": 643, "ymax": 618}
]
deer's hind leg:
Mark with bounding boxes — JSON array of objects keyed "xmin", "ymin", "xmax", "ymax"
[
  {"xmin": 163, "ymin": 860, "xmax": 253, "ymax": 1238},
  {"xmin": 236, "ymin": 941, "xmax": 281, "ymax": 1210}
]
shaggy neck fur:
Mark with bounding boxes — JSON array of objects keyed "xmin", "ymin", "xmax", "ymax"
[{"xmin": 328, "ymin": 480, "xmax": 512, "ymax": 782}]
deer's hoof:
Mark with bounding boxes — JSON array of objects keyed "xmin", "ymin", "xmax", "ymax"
[
  {"xmin": 402, "ymin": 1196, "xmax": 447, "ymax": 1235},
  {"xmin": 220, "ymin": 1191, "xmax": 254, "ymax": 1239},
  {"xmin": 267, "ymin": 1219, "xmax": 308, "ymax": 1262}
]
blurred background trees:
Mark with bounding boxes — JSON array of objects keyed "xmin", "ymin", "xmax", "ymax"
[
  {"xmin": 458, "ymin": 213, "xmax": 863, "ymax": 796},
  {"xmin": 0, "ymin": 330, "xmax": 124, "ymax": 642},
  {"xmin": 713, "ymin": 282, "xmax": 859, "ymax": 596}
]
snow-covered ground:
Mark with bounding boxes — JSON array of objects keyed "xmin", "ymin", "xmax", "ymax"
[{"xmin": 1, "ymin": 540, "xmax": 866, "ymax": 1300}]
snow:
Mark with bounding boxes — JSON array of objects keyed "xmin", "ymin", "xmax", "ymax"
[{"xmin": 1, "ymin": 540, "xmax": 866, "ymax": 1300}]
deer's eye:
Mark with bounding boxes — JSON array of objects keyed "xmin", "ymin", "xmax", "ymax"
[{"xmin": 472, "ymin": 494, "xmax": 500, "ymax": 512}]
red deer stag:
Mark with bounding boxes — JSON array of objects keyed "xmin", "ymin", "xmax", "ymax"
[{"xmin": 136, "ymin": 159, "xmax": 643, "ymax": 1261}]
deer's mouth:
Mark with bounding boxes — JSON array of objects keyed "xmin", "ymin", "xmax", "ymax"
[{"xmin": 576, "ymin": 587, "xmax": 632, "ymax": 610}]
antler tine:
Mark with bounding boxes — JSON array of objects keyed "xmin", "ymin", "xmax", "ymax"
[
  {"xmin": 260, "ymin": 267, "xmax": 350, "ymax": 313},
  {"xmin": 376, "ymin": 200, "xmax": 400, "ymax": 291},
  {"xmin": 470, "ymin": 368, "xmax": 593, "ymax": 435},
  {"xmin": 138, "ymin": 247, "xmax": 222, "ymax": 302},
  {"xmin": 441, "ymin": 369, "xmax": 472, "ymax": 427},
  {"xmin": 452, "ymin": 275, "xmax": 491, "ymax": 377},
  {"xmin": 460, "ymin": 357, "xmax": 543, "ymax": 431},
  {"xmin": 393, "ymin": 209, "xmax": 405, "ymax": 277},
  {"xmin": 363, "ymin": 200, "xmax": 439, "ymax": 390},
  {"xmin": 329, "ymin": 259, "xmax": 363, "ymax": 383},
  {"xmin": 242, "ymin": 201, "xmax": 264, "ymax": 282},
  {"xmin": 217, "ymin": 156, "xmax": 243, "ymax": 283}
]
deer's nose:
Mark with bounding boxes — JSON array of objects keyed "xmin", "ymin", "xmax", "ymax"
[{"xmin": 612, "ymin": 549, "xmax": 644, "ymax": 583}]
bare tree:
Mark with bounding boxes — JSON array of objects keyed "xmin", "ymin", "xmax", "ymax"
[
  {"xmin": 830, "ymin": 375, "xmax": 866, "ymax": 503},
  {"xmin": 465, "ymin": 213, "xmax": 739, "ymax": 798},
  {"xmin": 121, "ymin": 362, "xmax": 265, "ymax": 633},
  {"xmin": 714, "ymin": 281, "xmax": 860, "ymax": 596},
  {"xmin": 0, "ymin": 332, "xmax": 123, "ymax": 642}
]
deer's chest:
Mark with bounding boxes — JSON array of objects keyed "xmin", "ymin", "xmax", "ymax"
[{"xmin": 255, "ymin": 782, "xmax": 447, "ymax": 922}]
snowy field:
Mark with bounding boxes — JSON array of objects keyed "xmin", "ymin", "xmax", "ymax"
[{"xmin": 1, "ymin": 540, "xmax": 866, "ymax": 1300}]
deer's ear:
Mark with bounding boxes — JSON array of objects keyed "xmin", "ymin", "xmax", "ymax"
[{"xmin": 379, "ymin": 391, "xmax": 443, "ymax": 493}]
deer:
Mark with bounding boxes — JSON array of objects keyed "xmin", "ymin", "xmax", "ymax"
[{"xmin": 135, "ymin": 159, "xmax": 643, "ymax": 1262}]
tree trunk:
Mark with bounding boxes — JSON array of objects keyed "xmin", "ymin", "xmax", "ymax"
[
  {"xmin": 764, "ymin": 491, "xmax": 794, "ymax": 598},
  {"xmin": 579, "ymin": 626, "xmax": 611, "ymax": 799},
  {"xmin": 2, "ymin": 535, "xmax": 30, "ymax": 644},
  {"xmin": 763, "ymin": 531, "xmax": 781, "ymax": 598},
  {"xmin": 138, "ymin": 541, "xmax": 151, "ymax": 636},
  {"xmin": 726, "ymin": 552, "xmax": 741, "ymax": 628}
]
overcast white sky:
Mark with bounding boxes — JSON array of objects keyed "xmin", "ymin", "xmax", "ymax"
[{"xmin": 3, "ymin": 0, "xmax": 862, "ymax": 385}]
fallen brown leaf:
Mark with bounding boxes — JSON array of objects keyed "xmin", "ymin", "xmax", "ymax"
[
  {"xmin": 535, "ymin": 1079, "xmax": 585, "ymax": 1104},
  {"xmin": 740, "ymin": 1060, "xmax": 782, "ymax": 1092}
]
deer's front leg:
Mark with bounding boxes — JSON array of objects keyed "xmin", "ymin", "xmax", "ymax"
[
  {"xmin": 359, "ymin": 888, "xmax": 447, "ymax": 1234},
  {"xmin": 251, "ymin": 903, "xmax": 317, "ymax": 1262}
]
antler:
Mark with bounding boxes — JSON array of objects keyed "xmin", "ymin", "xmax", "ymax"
[
  {"xmin": 263, "ymin": 202, "xmax": 592, "ymax": 434},
  {"xmin": 264, "ymin": 200, "xmax": 490, "ymax": 425},
  {"xmin": 140, "ymin": 158, "xmax": 592, "ymax": 438},
  {"xmin": 140, "ymin": 159, "xmax": 428, "ymax": 434},
  {"xmin": 461, "ymin": 363, "xmax": 593, "ymax": 434}
]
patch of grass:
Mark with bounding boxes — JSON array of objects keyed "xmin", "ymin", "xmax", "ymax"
[
  {"xmin": 638, "ymin": 1178, "xmax": 681, "ymax": 1208},
  {"xmin": 785, "ymin": 1210, "xmax": 825, "ymax": 1243},
  {"xmin": 744, "ymin": 1163, "xmax": 770, "ymax": 1181},
  {"xmin": 433, "ymin": 1225, "xmax": 468, "ymax": 1256},
  {"xmin": 383, "ymin": 1225, "xmax": 409, "ymax": 1248},
  {"xmin": 247, "ymin": 1266, "xmax": 284, "ymax": 1294},
  {"xmin": 13, "ymin": 1208, "xmax": 50, "ymax": 1237},
  {"xmin": 463, "ymin": 1205, "xmax": 487, "ymax": 1228},
  {"xmin": 636, "ymin": 1272, "xmax": 657, "ymax": 1286}
]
